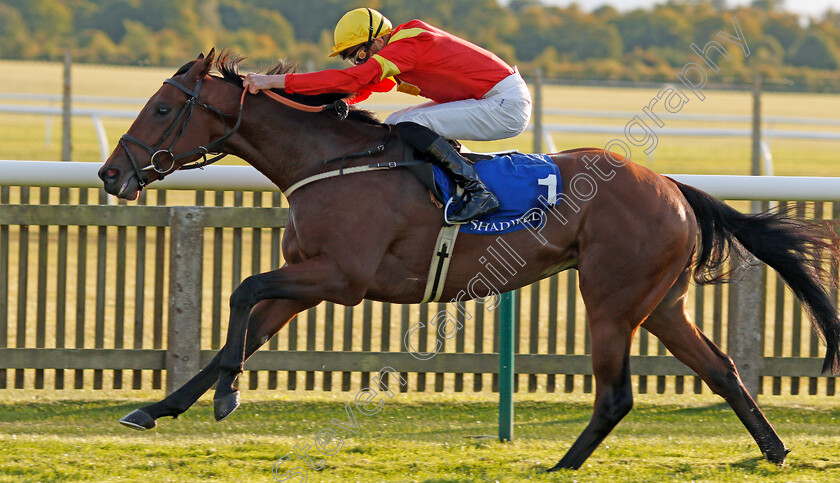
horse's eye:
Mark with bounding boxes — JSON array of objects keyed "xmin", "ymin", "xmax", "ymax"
[{"xmin": 155, "ymin": 105, "xmax": 170, "ymax": 117}]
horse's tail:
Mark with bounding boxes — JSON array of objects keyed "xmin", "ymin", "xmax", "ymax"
[{"xmin": 670, "ymin": 178, "xmax": 840, "ymax": 375}]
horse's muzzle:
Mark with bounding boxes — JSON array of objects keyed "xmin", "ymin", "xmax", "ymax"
[{"xmin": 99, "ymin": 166, "xmax": 141, "ymax": 200}]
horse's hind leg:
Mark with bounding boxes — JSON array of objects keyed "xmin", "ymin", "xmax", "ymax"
[
  {"xmin": 548, "ymin": 318, "xmax": 635, "ymax": 470},
  {"xmin": 119, "ymin": 299, "xmax": 315, "ymax": 430},
  {"xmin": 643, "ymin": 269, "xmax": 789, "ymax": 464},
  {"xmin": 549, "ymin": 227, "xmax": 691, "ymax": 471}
]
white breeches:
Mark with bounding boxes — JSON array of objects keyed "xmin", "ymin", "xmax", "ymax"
[{"xmin": 384, "ymin": 69, "xmax": 532, "ymax": 141}]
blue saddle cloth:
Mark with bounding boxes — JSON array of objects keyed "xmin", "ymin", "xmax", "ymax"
[{"xmin": 433, "ymin": 153, "xmax": 562, "ymax": 235}]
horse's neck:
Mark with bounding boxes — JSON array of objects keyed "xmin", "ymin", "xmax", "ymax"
[{"xmin": 234, "ymin": 109, "xmax": 389, "ymax": 193}]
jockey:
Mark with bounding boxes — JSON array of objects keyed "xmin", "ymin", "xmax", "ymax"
[{"xmin": 243, "ymin": 8, "xmax": 532, "ymax": 224}]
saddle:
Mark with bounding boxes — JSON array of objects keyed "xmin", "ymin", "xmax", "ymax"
[
  {"xmin": 403, "ymin": 142, "xmax": 551, "ymax": 303},
  {"xmin": 403, "ymin": 142, "xmax": 502, "ymax": 206}
]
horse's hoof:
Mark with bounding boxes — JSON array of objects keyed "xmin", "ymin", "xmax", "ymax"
[
  {"xmin": 766, "ymin": 447, "xmax": 791, "ymax": 465},
  {"xmin": 119, "ymin": 409, "xmax": 157, "ymax": 431},
  {"xmin": 214, "ymin": 391, "xmax": 240, "ymax": 422},
  {"xmin": 546, "ymin": 460, "xmax": 577, "ymax": 472}
]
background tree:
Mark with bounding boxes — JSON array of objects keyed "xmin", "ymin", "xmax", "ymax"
[
  {"xmin": 0, "ymin": 0, "xmax": 836, "ymax": 91},
  {"xmin": 0, "ymin": 3, "xmax": 32, "ymax": 58},
  {"xmin": 750, "ymin": 0, "xmax": 784, "ymax": 12},
  {"xmin": 764, "ymin": 13, "xmax": 804, "ymax": 51},
  {"xmin": 786, "ymin": 31, "xmax": 840, "ymax": 70}
]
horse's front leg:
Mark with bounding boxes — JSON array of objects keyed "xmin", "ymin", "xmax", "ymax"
[
  {"xmin": 120, "ymin": 298, "xmax": 315, "ymax": 430},
  {"xmin": 214, "ymin": 256, "xmax": 355, "ymax": 421}
]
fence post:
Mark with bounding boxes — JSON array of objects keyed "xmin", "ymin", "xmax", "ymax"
[
  {"xmin": 533, "ymin": 69, "xmax": 543, "ymax": 153},
  {"xmin": 727, "ymin": 258, "xmax": 764, "ymax": 398},
  {"xmin": 61, "ymin": 50, "xmax": 72, "ymax": 162},
  {"xmin": 532, "ymin": 69, "xmax": 543, "ymax": 154},
  {"xmin": 498, "ymin": 291, "xmax": 515, "ymax": 442},
  {"xmin": 166, "ymin": 207, "xmax": 204, "ymax": 394},
  {"xmin": 727, "ymin": 74, "xmax": 765, "ymax": 398},
  {"xmin": 91, "ymin": 114, "xmax": 110, "ymax": 163},
  {"xmin": 751, "ymin": 75, "xmax": 762, "ymax": 178}
]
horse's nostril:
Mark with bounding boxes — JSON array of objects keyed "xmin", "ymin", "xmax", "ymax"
[{"xmin": 99, "ymin": 167, "xmax": 120, "ymax": 182}]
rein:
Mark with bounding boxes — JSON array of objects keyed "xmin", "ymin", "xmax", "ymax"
[{"xmin": 261, "ymin": 89, "xmax": 350, "ymax": 120}]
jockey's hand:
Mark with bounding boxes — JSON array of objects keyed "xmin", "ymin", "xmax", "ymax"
[{"xmin": 243, "ymin": 73, "xmax": 285, "ymax": 94}]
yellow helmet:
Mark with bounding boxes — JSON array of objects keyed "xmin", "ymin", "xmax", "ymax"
[{"xmin": 330, "ymin": 8, "xmax": 393, "ymax": 58}]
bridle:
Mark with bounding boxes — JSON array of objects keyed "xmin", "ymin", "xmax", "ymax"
[{"xmin": 119, "ymin": 77, "xmax": 246, "ymax": 188}]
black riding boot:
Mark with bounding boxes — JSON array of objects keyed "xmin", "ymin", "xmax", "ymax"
[{"xmin": 395, "ymin": 122, "xmax": 500, "ymax": 224}]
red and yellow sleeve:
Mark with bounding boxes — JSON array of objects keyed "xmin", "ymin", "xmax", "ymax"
[
  {"xmin": 346, "ymin": 77, "xmax": 397, "ymax": 104},
  {"xmin": 285, "ymin": 61, "xmax": 385, "ymax": 96}
]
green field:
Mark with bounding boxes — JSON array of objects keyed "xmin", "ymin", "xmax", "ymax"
[
  {"xmin": 1, "ymin": 58, "xmax": 839, "ymax": 177},
  {"xmin": 2, "ymin": 58, "xmax": 840, "ymax": 482},
  {"xmin": 0, "ymin": 390, "xmax": 839, "ymax": 482}
]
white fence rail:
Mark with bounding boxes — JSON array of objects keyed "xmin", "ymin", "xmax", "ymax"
[
  {"xmin": 3, "ymin": 93, "xmax": 840, "ymax": 167},
  {"xmin": 2, "ymin": 160, "xmax": 840, "ymax": 201},
  {"xmin": 0, "ymin": 160, "xmax": 277, "ymax": 192},
  {"xmin": 542, "ymin": 108, "xmax": 840, "ymax": 127},
  {"xmin": 536, "ymin": 124, "xmax": 840, "ymax": 141},
  {"xmin": 0, "ymin": 93, "xmax": 147, "ymax": 104},
  {"xmin": 0, "ymin": 104, "xmax": 137, "ymax": 118},
  {"xmin": 0, "ymin": 159, "xmax": 838, "ymax": 395}
]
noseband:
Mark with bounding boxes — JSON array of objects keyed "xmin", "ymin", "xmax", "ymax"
[{"xmin": 119, "ymin": 78, "xmax": 246, "ymax": 188}]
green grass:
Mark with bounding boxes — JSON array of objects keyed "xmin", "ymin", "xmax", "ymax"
[{"xmin": 0, "ymin": 391, "xmax": 839, "ymax": 482}]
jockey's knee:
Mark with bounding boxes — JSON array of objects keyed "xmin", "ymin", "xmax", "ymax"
[
  {"xmin": 502, "ymin": 119, "xmax": 528, "ymax": 138},
  {"xmin": 498, "ymin": 100, "xmax": 531, "ymax": 137}
]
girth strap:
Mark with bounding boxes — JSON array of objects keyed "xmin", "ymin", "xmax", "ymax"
[
  {"xmin": 283, "ymin": 165, "xmax": 392, "ymax": 198},
  {"xmin": 421, "ymin": 183, "xmax": 464, "ymax": 303},
  {"xmin": 421, "ymin": 223, "xmax": 460, "ymax": 303},
  {"xmin": 282, "ymin": 160, "xmax": 425, "ymax": 198}
]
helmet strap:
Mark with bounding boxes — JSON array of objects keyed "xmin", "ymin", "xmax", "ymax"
[{"xmin": 361, "ymin": 8, "xmax": 385, "ymax": 60}]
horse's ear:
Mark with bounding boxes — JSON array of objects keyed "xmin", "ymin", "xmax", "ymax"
[
  {"xmin": 186, "ymin": 48, "xmax": 216, "ymax": 83},
  {"xmin": 204, "ymin": 48, "xmax": 216, "ymax": 69}
]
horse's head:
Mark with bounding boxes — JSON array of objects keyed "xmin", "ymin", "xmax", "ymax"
[
  {"xmin": 100, "ymin": 49, "xmax": 388, "ymax": 200},
  {"xmin": 99, "ymin": 48, "xmax": 241, "ymax": 200}
]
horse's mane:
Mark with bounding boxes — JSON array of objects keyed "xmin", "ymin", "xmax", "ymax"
[{"xmin": 184, "ymin": 50, "xmax": 381, "ymax": 125}]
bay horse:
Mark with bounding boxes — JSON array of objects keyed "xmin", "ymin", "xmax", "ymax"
[{"xmin": 98, "ymin": 50, "xmax": 840, "ymax": 471}]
